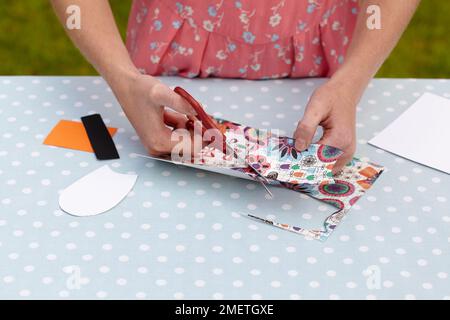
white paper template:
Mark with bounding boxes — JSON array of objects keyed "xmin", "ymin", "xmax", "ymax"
[
  {"xmin": 369, "ymin": 93, "xmax": 450, "ymax": 174},
  {"xmin": 59, "ymin": 165, "xmax": 138, "ymax": 216},
  {"xmin": 134, "ymin": 153, "xmax": 254, "ymax": 180}
]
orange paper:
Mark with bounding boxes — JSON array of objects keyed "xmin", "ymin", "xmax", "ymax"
[{"xmin": 43, "ymin": 120, "xmax": 118, "ymax": 153}]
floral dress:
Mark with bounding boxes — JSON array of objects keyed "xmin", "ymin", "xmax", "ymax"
[{"xmin": 126, "ymin": 0, "xmax": 359, "ymax": 79}]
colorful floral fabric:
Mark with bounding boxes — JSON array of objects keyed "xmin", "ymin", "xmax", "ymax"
[
  {"xmin": 199, "ymin": 118, "xmax": 384, "ymax": 241},
  {"xmin": 126, "ymin": 0, "xmax": 359, "ymax": 79},
  {"xmin": 245, "ymin": 158, "xmax": 384, "ymax": 241},
  {"xmin": 195, "ymin": 118, "xmax": 343, "ymax": 185}
]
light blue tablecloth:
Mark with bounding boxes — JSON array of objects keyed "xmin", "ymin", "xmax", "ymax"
[{"xmin": 0, "ymin": 76, "xmax": 449, "ymax": 299}]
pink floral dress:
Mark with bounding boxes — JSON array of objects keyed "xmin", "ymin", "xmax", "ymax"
[{"xmin": 126, "ymin": 0, "xmax": 359, "ymax": 79}]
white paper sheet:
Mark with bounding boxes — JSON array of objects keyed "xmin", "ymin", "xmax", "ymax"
[
  {"xmin": 59, "ymin": 165, "xmax": 138, "ymax": 216},
  {"xmin": 134, "ymin": 153, "xmax": 253, "ymax": 180},
  {"xmin": 369, "ymin": 93, "xmax": 450, "ymax": 174}
]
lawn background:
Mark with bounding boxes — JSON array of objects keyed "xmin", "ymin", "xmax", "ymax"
[{"xmin": 1, "ymin": 0, "xmax": 449, "ymax": 77}]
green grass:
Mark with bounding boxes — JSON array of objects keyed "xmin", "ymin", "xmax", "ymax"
[{"xmin": 0, "ymin": 0, "xmax": 449, "ymax": 77}]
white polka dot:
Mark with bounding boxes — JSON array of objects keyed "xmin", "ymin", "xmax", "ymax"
[
  {"xmin": 174, "ymin": 292, "xmax": 184, "ymax": 299},
  {"xmin": 136, "ymin": 292, "xmax": 146, "ymax": 299},
  {"xmin": 287, "ymin": 270, "xmax": 298, "ymax": 277},
  {"xmin": 417, "ymin": 259, "xmax": 428, "ymax": 267},
  {"xmin": 194, "ymin": 280, "xmax": 205, "ymax": 287},
  {"xmin": 99, "ymin": 266, "xmax": 110, "ymax": 273},
  {"xmin": 175, "ymin": 224, "xmax": 186, "ymax": 231},
  {"xmin": 285, "ymin": 246, "xmax": 296, "ymax": 253},
  {"xmin": 212, "ymin": 268, "xmax": 223, "ymax": 275},
  {"xmin": 400, "ymin": 270, "xmax": 411, "ymax": 278},
  {"xmin": 343, "ymin": 258, "xmax": 354, "ymax": 265},
  {"xmin": 306, "ymin": 257, "xmax": 317, "ymax": 264},
  {"xmin": 428, "ymin": 247, "xmax": 441, "ymax": 256},
  {"xmin": 8, "ymin": 252, "xmax": 19, "ymax": 260},
  {"xmin": 19, "ymin": 290, "xmax": 31, "ymax": 297},
  {"xmin": 323, "ymin": 247, "xmax": 334, "ymax": 254},
  {"xmin": 422, "ymin": 206, "xmax": 432, "ymax": 212},
  {"xmin": 42, "ymin": 277, "xmax": 53, "ymax": 285},
  {"xmin": 268, "ymin": 234, "xmax": 278, "ymax": 241},
  {"xmin": 232, "ymin": 232, "xmax": 242, "ymax": 240},
  {"xmin": 158, "ymin": 233, "xmax": 168, "ymax": 240},
  {"xmin": 269, "ymin": 256, "xmax": 280, "ymax": 264},
  {"xmin": 359, "ymin": 246, "xmax": 369, "ymax": 253},
  {"xmin": 174, "ymin": 267, "xmax": 185, "ymax": 274},
  {"xmin": 403, "ymin": 196, "xmax": 413, "ymax": 202},
  {"xmin": 391, "ymin": 227, "xmax": 402, "ymax": 234},
  {"xmin": 155, "ymin": 279, "xmax": 167, "ymax": 287},
  {"xmin": 212, "ymin": 293, "xmax": 223, "ymax": 299},
  {"xmin": 270, "ymin": 281, "xmax": 281, "ymax": 288},
  {"xmin": 422, "ymin": 283, "xmax": 433, "ymax": 290},
  {"xmin": 142, "ymin": 201, "xmax": 152, "ymax": 208},
  {"xmin": 195, "ymin": 234, "xmax": 205, "ymax": 240},
  {"xmin": 3, "ymin": 276, "xmax": 14, "ymax": 284},
  {"xmin": 157, "ymin": 256, "xmax": 167, "ymax": 263},
  {"xmin": 387, "ymin": 206, "xmax": 397, "ymax": 213},
  {"xmin": 326, "ymin": 270, "xmax": 337, "ymax": 277}
]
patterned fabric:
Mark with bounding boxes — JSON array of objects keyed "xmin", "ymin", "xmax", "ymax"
[
  {"xmin": 126, "ymin": 0, "xmax": 359, "ymax": 79},
  {"xmin": 198, "ymin": 118, "xmax": 384, "ymax": 241},
  {"xmin": 245, "ymin": 158, "xmax": 384, "ymax": 241},
  {"xmin": 198, "ymin": 127, "xmax": 343, "ymax": 185}
]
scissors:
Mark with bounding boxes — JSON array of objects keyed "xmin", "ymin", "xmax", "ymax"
[{"xmin": 172, "ymin": 87, "xmax": 273, "ymax": 198}]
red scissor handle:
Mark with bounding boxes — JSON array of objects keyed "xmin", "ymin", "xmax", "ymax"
[{"xmin": 174, "ymin": 86, "xmax": 227, "ymax": 153}]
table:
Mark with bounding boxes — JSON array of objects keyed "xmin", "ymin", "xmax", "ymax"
[{"xmin": 0, "ymin": 76, "xmax": 449, "ymax": 300}]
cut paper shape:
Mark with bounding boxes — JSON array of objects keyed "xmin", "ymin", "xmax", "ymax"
[
  {"xmin": 44, "ymin": 120, "xmax": 118, "ymax": 153},
  {"xmin": 59, "ymin": 165, "xmax": 137, "ymax": 217},
  {"xmin": 81, "ymin": 114, "xmax": 120, "ymax": 160},
  {"xmin": 137, "ymin": 117, "xmax": 384, "ymax": 241},
  {"xmin": 369, "ymin": 93, "xmax": 450, "ymax": 174},
  {"xmin": 240, "ymin": 158, "xmax": 384, "ymax": 241}
]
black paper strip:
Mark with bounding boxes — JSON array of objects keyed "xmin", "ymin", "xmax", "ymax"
[{"xmin": 81, "ymin": 114, "xmax": 119, "ymax": 160}]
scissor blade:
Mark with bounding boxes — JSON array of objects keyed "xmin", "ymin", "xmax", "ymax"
[
  {"xmin": 255, "ymin": 175, "xmax": 274, "ymax": 198},
  {"xmin": 224, "ymin": 142, "xmax": 273, "ymax": 197}
]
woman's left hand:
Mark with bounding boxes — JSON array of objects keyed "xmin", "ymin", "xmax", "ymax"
[{"xmin": 293, "ymin": 79, "xmax": 359, "ymax": 174}]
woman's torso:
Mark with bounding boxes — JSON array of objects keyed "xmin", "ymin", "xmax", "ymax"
[{"xmin": 126, "ymin": 0, "xmax": 359, "ymax": 79}]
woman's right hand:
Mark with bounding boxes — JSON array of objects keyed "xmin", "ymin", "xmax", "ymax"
[{"xmin": 111, "ymin": 72, "xmax": 195, "ymax": 156}]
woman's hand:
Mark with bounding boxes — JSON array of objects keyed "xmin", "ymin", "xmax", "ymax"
[
  {"xmin": 293, "ymin": 79, "xmax": 358, "ymax": 174},
  {"xmin": 50, "ymin": 0, "xmax": 195, "ymax": 156},
  {"xmin": 112, "ymin": 72, "xmax": 195, "ymax": 156}
]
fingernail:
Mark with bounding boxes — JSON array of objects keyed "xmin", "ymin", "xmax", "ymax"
[{"xmin": 295, "ymin": 139, "xmax": 306, "ymax": 150}]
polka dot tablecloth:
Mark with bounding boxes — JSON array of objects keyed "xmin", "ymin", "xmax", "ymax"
[{"xmin": 0, "ymin": 76, "xmax": 449, "ymax": 300}]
